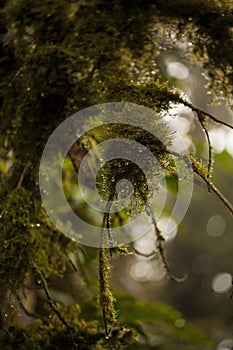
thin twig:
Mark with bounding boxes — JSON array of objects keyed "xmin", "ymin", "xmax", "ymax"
[
  {"xmin": 198, "ymin": 117, "xmax": 212, "ymax": 192},
  {"xmin": 37, "ymin": 269, "xmax": 74, "ymax": 330},
  {"xmin": 149, "ymin": 209, "xmax": 187, "ymax": 283},
  {"xmin": 34, "ymin": 267, "xmax": 78, "ymax": 349},
  {"xmin": 68, "ymin": 255, "xmax": 78, "ymax": 272},
  {"xmin": 170, "ymin": 151, "xmax": 233, "ymax": 215},
  {"xmin": 133, "ymin": 246, "xmax": 156, "ymax": 258},
  {"xmin": 16, "ymin": 294, "xmax": 49, "ymax": 323},
  {"xmin": 182, "ymin": 100, "xmax": 233, "ymax": 129},
  {"xmin": 17, "ymin": 161, "xmax": 31, "ymax": 188},
  {"xmin": 60, "ymin": 242, "xmax": 78, "ymax": 272},
  {"xmin": 196, "ymin": 172, "xmax": 233, "ymax": 215},
  {"xmin": 8, "ymin": 67, "xmax": 23, "ymax": 88},
  {"xmin": 190, "ymin": 154, "xmax": 233, "ymax": 215}
]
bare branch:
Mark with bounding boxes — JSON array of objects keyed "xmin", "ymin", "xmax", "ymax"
[
  {"xmin": 182, "ymin": 100, "xmax": 233, "ymax": 129},
  {"xmin": 133, "ymin": 246, "xmax": 156, "ymax": 258},
  {"xmin": 198, "ymin": 117, "xmax": 212, "ymax": 192},
  {"xmin": 149, "ymin": 209, "xmax": 187, "ymax": 283},
  {"xmin": 33, "ymin": 267, "xmax": 78, "ymax": 349},
  {"xmin": 190, "ymin": 155, "xmax": 233, "ymax": 215}
]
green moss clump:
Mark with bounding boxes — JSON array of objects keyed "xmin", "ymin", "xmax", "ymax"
[
  {"xmin": 0, "ymin": 187, "xmax": 35, "ymax": 302},
  {"xmin": 95, "ymin": 120, "xmax": 171, "ymax": 215},
  {"xmin": 31, "ymin": 203, "xmax": 78, "ymax": 278},
  {"xmin": 98, "ymin": 249, "xmax": 118, "ymax": 335},
  {"xmin": 0, "ymin": 309, "xmax": 136, "ymax": 350}
]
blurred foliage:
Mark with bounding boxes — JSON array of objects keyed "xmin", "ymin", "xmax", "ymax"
[
  {"xmin": 0, "ymin": 0, "xmax": 233, "ymax": 349},
  {"xmin": 81, "ymin": 292, "xmax": 214, "ymax": 349}
]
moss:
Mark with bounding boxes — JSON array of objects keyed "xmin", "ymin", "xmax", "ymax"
[
  {"xmin": 98, "ymin": 248, "xmax": 118, "ymax": 336},
  {"xmin": 0, "ymin": 187, "xmax": 35, "ymax": 302},
  {"xmin": 0, "ymin": 0, "xmax": 232, "ymax": 348},
  {"xmin": 189, "ymin": 154, "xmax": 209, "ymax": 179},
  {"xmin": 31, "ymin": 204, "xmax": 78, "ymax": 278},
  {"xmin": 0, "ymin": 315, "xmax": 136, "ymax": 350},
  {"xmin": 92, "ymin": 109, "xmax": 173, "ymax": 216},
  {"xmin": 106, "ymin": 80, "xmax": 181, "ymax": 111}
]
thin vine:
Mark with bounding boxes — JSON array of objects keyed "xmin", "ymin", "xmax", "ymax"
[
  {"xmin": 98, "ymin": 201, "xmax": 118, "ymax": 337},
  {"xmin": 98, "ymin": 248, "xmax": 118, "ymax": 337}
]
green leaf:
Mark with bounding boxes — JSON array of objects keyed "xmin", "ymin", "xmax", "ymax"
[{"xmin": 116, "ymin": 292, "xmax": 214, "ymax": 350}]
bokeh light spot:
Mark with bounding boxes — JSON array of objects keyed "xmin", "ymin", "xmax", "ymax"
[
  {"xmin": 167, "ymin": 62, "xmax": 189, "ymax": 80},
  {"xmin": 211, "ymin": 272, "xmax": 232, "ymax": 294},
  {"xmin": 207, "ymin": 215, "xmax": 226, "ymax": 237},
  {"xmin": 217, "ymin": 338, "xmax": 233, "ymax": 350},
  {"xmin": 130, "ymin": 261, "xmax": 153, "ymax": 282}
]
